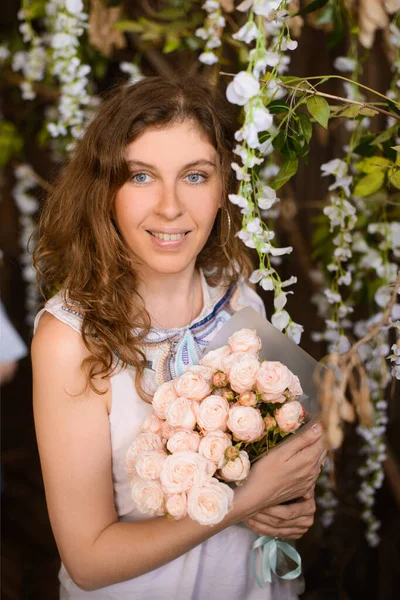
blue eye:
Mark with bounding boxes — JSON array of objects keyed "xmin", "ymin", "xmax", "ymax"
[
  {"xmin": 186, "ymin": 172, "xmax": 206, "ymax": 184},
  {"xmin": 131, "ymin": 172, "xmax": 151, "ymax": 184}
]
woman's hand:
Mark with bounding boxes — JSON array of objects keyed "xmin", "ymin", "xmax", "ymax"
[
  {"xmin": 233, "ymin": 423, "xmax": 326, "ymax": 522},
  {"xmin": 242, "ymin": 488, "xmax": 316, "ymax": 540}
]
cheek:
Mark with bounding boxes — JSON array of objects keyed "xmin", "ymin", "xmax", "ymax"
[{"xmin": 114, "ymin": 189, "xmax": 145, "ymax": 234}]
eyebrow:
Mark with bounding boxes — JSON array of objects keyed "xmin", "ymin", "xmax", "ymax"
[{"xmin": 127, "ymin": 159, "xmax": 217, "ymax": 170}]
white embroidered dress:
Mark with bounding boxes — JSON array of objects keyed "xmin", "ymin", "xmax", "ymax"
[{"xmin": 34, "ymin": 272, "xmax": 303, "ymax": 600}]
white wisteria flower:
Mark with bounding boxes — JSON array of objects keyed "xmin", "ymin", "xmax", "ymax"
[
  {"xmin": 257, "ymin": 185, "xmax": 278, "ymax": 210},
  {"xmin": 226, "ymin": 72, "xmax": 260, "ymax": 106},
  {"xmin": 271, "ymin": 310, "xmax": 290, "ymax": 331},
  {"xmin": 334, "ymin": 56, "xmax": 357, "ymax": 72},
  {"xmin": 232, "ymin": 21, "xmax": 259, "ymax": 44}
]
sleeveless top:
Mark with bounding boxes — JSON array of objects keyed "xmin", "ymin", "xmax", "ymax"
[{"xmin": 34, "ymin": 271, "xmax": 303, "ymax": 600}]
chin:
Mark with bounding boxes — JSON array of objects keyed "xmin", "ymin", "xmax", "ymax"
[{"xmin": 139, "ymin": 255, "xmax": 195, "ymax": 275}]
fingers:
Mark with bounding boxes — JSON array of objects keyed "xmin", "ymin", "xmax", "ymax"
[
  {"xmin": 303, "ymin": 485, "xmax": 315, "ymax": 500},
  {"xmin": 284, "ymin": 422, "xmax": 323, "ymax": 459},
  {"xmin": 244, "ymin": 517, "xmax": 309, "ymax": 540},
  {"xmin": 263, "ymin": 498, "xmax": 316, "ymax": 521}
]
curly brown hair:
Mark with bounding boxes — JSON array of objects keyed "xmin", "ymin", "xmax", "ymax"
[{"xmin": 34, "ymin": 75, "xmax": 252, "ymax": 400}]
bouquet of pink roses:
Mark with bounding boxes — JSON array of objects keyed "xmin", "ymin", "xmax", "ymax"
[{"xmin": 125, "ymin": 328, "xmax": 306, "ymax": 526}]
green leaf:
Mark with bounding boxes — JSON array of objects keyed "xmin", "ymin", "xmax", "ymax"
[
  {"xmin": 333, "ymin": 104, "xmax": 378, "ymax": 118},
  {"xmin": 306, "ymin": 96, "xmax": 330, "ymax": 129},
  {"xmin": 280, "ymin": 76, "xmax": 305, "ymax": 87},
  {"xmin": 356, "ymin": 156, "xmax": 391, "ymax": 173},
  {"xmin": 298, "ymin": 113, "xmax": 312, "ymax": 143},
  {"xmin": 113, "ymin": 20, "xmax": 144, "ymax": 32},
  {"xmin": 295, "ymin": 0, "xmax": 329, "ymax": 16},
  {"xmin": 163, "ymin": 34, "xmax": 181, "ymax": 53},
  {"xmin": 353, "ymin": 134, "xmax": 376, "ymax": 157},
  {"xmin": 156, "ymin": 7, "xmax": 187, "ymax": 20},
  {"xmin": 371, "ymin": 126, "xmax": 397, "ymax": 145},
  {"xmin": 353, "ymin": 171, "xmax": 385, "ymax": 196},
  {"xmin": 0, "ymin": 121, "xmax": 22, "ymax": 166},
  {"xmin": 270, "ymin": 154, "xmax": 299, "ymax": 190},
  {"xmin": 267, "ymin": 99, "xmax": 290, "ymax": 114},
  {"xmin": 391, "ymin": 145, "xmax": 400, "ymax": 152},
  {"xmin": 388, "ymin": 155, "xmax": 400, "ymax": 189}
]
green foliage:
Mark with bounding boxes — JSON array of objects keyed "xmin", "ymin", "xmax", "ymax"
[
  {"xmin": 0, "ymin": 121, "xmax": 23, "ymax": 166},
  {"xmin": 353, "ymin": 171, "xmax": 386, "ymax": 197},
  {"xmin": 306, "ymin": 96, "xmax": 330, "ymax": 129},
  {"xmin": 270, "ymin": 153, "xmax": 299, "ymax": 190},
  {"xmin": 295, "ymin": 0, "xmax": 330, "ymax": 16}
]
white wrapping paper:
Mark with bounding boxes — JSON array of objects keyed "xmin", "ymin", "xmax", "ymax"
[{"xmin": 206, "ymin": 307, "xmax": 320, "ymax": 444}]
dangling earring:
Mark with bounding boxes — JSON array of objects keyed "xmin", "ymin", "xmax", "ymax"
[{"xmin": 218, "ymin": 207, "xmax": 232, "ymax": 261}]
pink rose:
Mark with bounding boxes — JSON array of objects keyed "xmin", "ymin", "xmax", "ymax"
[
  {"xmin": 221, "ymin": 389, "xmax": 235, "ymax": 402},
  {"xmin": 219, "ymin": 450, "xmax": 250, "ymax": 482},
  {"xmin": 198, "ymin": 431, "xmax": 232, "ymax": 468},
  {"xmin": 200, "ymin": 345, "xmax": 231, "ymax": 372},
  {"xmin": 184, "ymin": 365, "xmax": 213, "ymax": 383},
  {"xmin": 289, "ymin": 375, "xmax": 303, "ymax": 398},
  {"xmin": 167, "ymin": 430, "xmax": 201, "ymax": 453},
  {"xmin": 152, "ymin": 380, "xmax": 178, "ymax": 419},
  {"xmin": 228, "ymin": 353, "xmax": 260, "ymax": 394},
  {"xmin": 160, "ymin": 451, "xmax": 213, "ymax": 494},
  {"xmin": 135, "ymin": 450, "xmax": 167, "ymax": 480},
  {"xmin": 274, "ymin": 401, "xmax": 305, "ymax": 433},
  {"xmin": 238, "ymin": 391, "xmax": 257, "ymax": 407},
  {"xmin": 140, "ymin": 414, "xmax": 163, "ymax": 436},
  {"xmin": 130, "ymin": 477, "xmax": 165, "ymax": 516},
  {"xmin": 256, "ymin": 361, "xmax": 294, "ymax": 403},
  {"xmin": 228, "ymin": 328, "xmax": 262, "ymax": 355},
  {"xmin": 197, "ymin": 395, "xmax": 230, "ymax": 433},
  {"xmin": 227, "ymin": 405, "xmax": 265, "ymax": 442},
  {"xmin": 221, "ymin": 351, "xmax": 245, "ymax": 375},
  {"xmin": 166, "ymin": 493, "xmax": 188, "ymax": 520},
  {"xmin": 166, "ymin": 397, "xmax": 197, "ymax": 430},
  {"xmin": 187, "ymin": 478, "xmax": 234, "ymax": 526},
  {"xmin": 161, "ymin": 422, "xmax": 178, "ymax": 442},
  {"xmin": 174, "ymin": 371, "xmax": 211, "ymax": 401},
  {"xmin": 212, "ymin": 371, "xmax": 229, "ymax": 388},
  {"xmin": 125, "ymin": 432, "xmax": 164, "ymax": 476}
]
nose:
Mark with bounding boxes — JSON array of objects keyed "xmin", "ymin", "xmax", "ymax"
[{"xmin": 155, "ymin": 182, "xmax": 183, "ymax": 220}]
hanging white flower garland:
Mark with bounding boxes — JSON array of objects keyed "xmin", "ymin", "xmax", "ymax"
[
  {"xmin": 45, "ymin": 0, "xmax": 91, "ymax": 146},
  {"xmin": 217, "ymin": 1, "xmax": 303, "ymax": 342},
  {"xmin": 313, "ymin": 27, "xmax": 400, "ymax": 544},
  {"xmin": 12, "ymin": 165, "xmax": 40, "ymax": 327},
  {"xmin": 12, "ymin": 7, "xmax": 47, "ymax": 100},
  {"xmin": 196, "ymin": 1, "xmax": 226, "ymax": 65}
]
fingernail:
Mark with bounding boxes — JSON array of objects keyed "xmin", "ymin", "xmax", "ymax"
[{"xmin": 312, "ymin": 423, "xmax": 322, "ymax": 434}]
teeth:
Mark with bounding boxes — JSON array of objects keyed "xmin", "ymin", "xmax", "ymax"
[{"xmin": 152, "ymin": 232, "xmax": 186, "ymax": 241}]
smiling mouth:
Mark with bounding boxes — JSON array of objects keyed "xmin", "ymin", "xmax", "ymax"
[{"xmin": 148, "ymin": 231, "xmax": 189, "ymax": 241}]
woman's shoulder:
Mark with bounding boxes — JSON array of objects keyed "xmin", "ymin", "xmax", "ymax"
[
  {"xmin": 34, "ymin": 290, "xmax": 84, "ymax": 337},
  {"xmin": 32, "ymin": 310, "xmax": 88, "ymax": 366}
]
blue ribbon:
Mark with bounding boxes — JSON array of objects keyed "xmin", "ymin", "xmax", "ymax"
[{"xmin": 250, "ymin": 535, "xmax": 302, "ymax": 588}]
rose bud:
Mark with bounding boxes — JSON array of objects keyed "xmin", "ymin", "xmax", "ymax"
[
  {"xmin": 274, "ymin": 401, "xmax": 305, "ymax": 433},
  {"xmin": 264, "ymin": 415, "xmax": 276, "ymax": 431},
  {"xmin": 238, "ymin": 391, "xmax": 257, "ymax": 407},
  {"xmin": 212, "ymin": 371, "xmax": 229, "ymax": 388},
  {"xmin": 221, "ymin": 389, "xmax": 235, "ymax": 402},
  {"xmin": 225, "ymin": 445, "xmax": 240, "ymax": 461}
]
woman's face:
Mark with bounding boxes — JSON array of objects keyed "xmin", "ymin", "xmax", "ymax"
[{"xmin": 114, "ymin": 120, "xmax": 223, "ymax": 277}]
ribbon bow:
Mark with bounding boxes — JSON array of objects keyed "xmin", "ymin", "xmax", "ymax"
[{"xmin": 250, "ymin": 535, "xmax": 302, "ymax": 588}]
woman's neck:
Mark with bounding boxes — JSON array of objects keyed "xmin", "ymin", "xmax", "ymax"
[{"xmin": 136, "ymin": 265, "xmax": 203, "ymax": 329}]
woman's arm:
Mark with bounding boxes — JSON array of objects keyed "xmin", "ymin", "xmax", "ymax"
[{"xmin": 32, "ymin": 314, "xmax": 325, "ymax": 591}]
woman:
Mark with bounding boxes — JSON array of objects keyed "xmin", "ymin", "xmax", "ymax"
[{"xmin": 32, "ymin": 76, "xmax": 325, "ymax": 599}]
